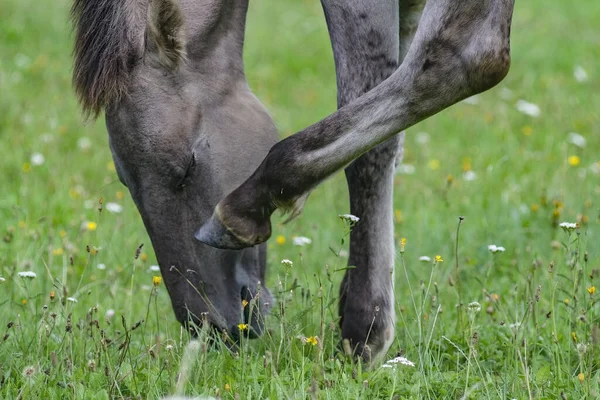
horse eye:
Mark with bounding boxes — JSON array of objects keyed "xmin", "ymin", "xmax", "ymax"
[{"xmin": 176, "ymin": 153, "xmax": 195, "ymax": 190}]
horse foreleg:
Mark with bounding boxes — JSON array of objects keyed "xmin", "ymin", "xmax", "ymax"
[{"xmin": 195, "ymin": 0, "xmax": 514, "ymax": 250}]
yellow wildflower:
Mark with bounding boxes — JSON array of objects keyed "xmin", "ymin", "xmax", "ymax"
[
  {"xmin": 400, "ymin": 237, "xmax": 406, "ymax": 253},
  {"xmin": 59, "ymin": 230, "xmax": 67, "ymax": 238},
  {"xmin": 578, "ymin": 373, "xmax": 584, "ymax": 383},
  {"xmin": 86, "ymin": 221, "xmax": 97, "ymax": 231},
  {"xmin": 22, "ymin": 163, "xmax": 31, "ymax": 173},
  {"xmin": 435, "ymin": 255, "xmax": 444, "ymax": 263},
  {"xmin": 275, "ymin": 235, "xmax": 286, "ymax": 245},
  {"xmin": 152, "ymin": 276, "xmax": 162, "ymax": 286},
  {"xmin": 106, "ymin": 161, "xmax": 116, "ymax": 172},
  {"xmin": 571, "ymin": 331, "xmax": 577, "ymax": 343},
  {"xmin": 224, "ymin": 383, "xmax": 231, "ymax": 392},
  {"xmin": 568, "ymin": 155, "xmax": 580, "ymax": 166},
  {"xmin": 530, "ymin": 204, "xmax": 539, "ymax": 213},
  {"xmin": 462, "ymin": 158, "xmax": 472, "ymax": 172},
  {"xmin": 564, "ymin": 298, "xmax": 570, "ymax": 305},
  {"xmin": 394, "ymin": 209, "xmax": 403, "ymax": 224},
  {"xmin": 242, "ymin": 300, "xmax": 249, "ymax": 308},
  {"xmin": 22, "ymin": 299, "xmax": 27, "ymax": 305},
  {"xmin": 587, "ymin": 286, "xmax": 596, "ymax": 296},
  {"xmin": 428, "ymin": 159, "xmax": 440, "ymax": 170},
  {"xmin": 491, "ymin": 293, "xmax": 499, "ymax": 301},
  {"xmin": 49, "ymin": 291, "xmax": 55, "ymax": 301},
  {"xmin": 306, "ymin": 336, "xmax": 318, "ymax": 346},
  {"xmin": 446, "ymin": 174, "xmax": 453, "ymax": 185},
  {"xmin": 237, "ymin": 323, "xmax": 248, "ymax": 331},
  {"xmin": 52, "ymin": 248, "xmax": 64, "ymax": 256},
  {"xmin": 140, "ymin": 252, "xmax": 148, "ymax": 262},
  {"xmin": 521, "ymin": 125, "xmax": 533, "ymax": 136},
  {"xmin": 115, "ymin": 191, "xmax": 124, "ymax": 200},
  {"xmin": 18, "ymin": 221, "xmax": 27, "ymax": 229}
]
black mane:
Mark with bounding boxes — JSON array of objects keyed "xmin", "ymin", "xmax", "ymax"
[{"xmin": 71, "ymin": 0, "xmax": 139, "ymax": 119}]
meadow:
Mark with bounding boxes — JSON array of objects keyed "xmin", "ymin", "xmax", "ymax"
[{"xmin": 1, "ymin": 0, "xmax": 599, "ymax": 398}]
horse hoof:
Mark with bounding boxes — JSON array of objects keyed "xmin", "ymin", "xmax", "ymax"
[{"xmin": 194, "ymin": 213, "xmax": 251, "ymax": 250}]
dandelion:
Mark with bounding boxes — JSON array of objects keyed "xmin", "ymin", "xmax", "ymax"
[
  {"xmin": 564, "ymin": 298, "xmax": 570, "ymax": 305},
  {"xmin": 22, "ymin": 365, "xmax": 36, "ymax": 378},
  {"xmin": 242, "ymin": 300, "xmax": 249, "ymax": 308},
  {"xmin": 105, "ymin": 202, "xmax": 123, "ymax": 213},
  {"xmin": 18, "ymin": 271, "xmax": 37, "ymax": 279},
  {"xmin": 292, "ymin": 236, "xmax": 312, "ymax": 246},
  {"xmin": 384, "ymin": 356, "xmax": 415, "ymax": 368},
  {"xmin": 275, "ymin": 235, "xmax": 286, "ymax": 245},
  {"xmin": 568, "ymin": 155, "xmax": 580, "ymax": 166},
  {"xmin": 237, "ymin": 323, "xmax": 248, "ymax": 331},
  {"xmin": 434, "ymin": 255, "xmax": 443, "ymax": 263},
  {"xmin": 515, "ymin": 100, "xmax": 541, "ymax": 117},
  {"xmin": 400, "ymin": 237, "xmax": 406, "ymax": 253},
  {"xmin": 84, "ymin": 221, "xmax": 97, "ymax": 231},
  {"xmin": 22, "ymin": 299, "xmax": 28, "ymax": 305},
  {"xmin": 577, "ymin": 372, "xmax": 585, "ymax": 383},
  {"xmin": 488, "ymin": 244, "xmax": 506, "ymax": 253},
  {"xmin": 306, "ymin": 336, "xmax": 318, "ymax": 346},
  {"xmin": 52, "ymin": 248, "xmax": 64, "ymax": 256},
  {"xmin": 531, "ymin": 204, "xmax": 539, "ymax": 212},
  {"xmin": 152, "ymin": 276, "xmax": 162, "ymax": 286},
  {"xmin": 30, "ymin": 153, "xmax": 45, "ymax": 166},
  {"xmin": 67, "ymin": 297, "xmax": 78, "ymax": 303},
  {"xmin": 521, "ymin": 125, "xmax": 533, "ymax": 136},
  {"xmin": 280, "ymin": 259, "xmax": 293, "ymax": 268},
  {"xmin": 419, "ymin": 256, "xmax": 431, "ymax": 262},
  {"xmin": 224, "ymin": 383, "xmax": 231, "ymax": 392},
  {"xmin": 22, "ymin": 163, "xmax": 31, "ymax": 173},
  {"xmin": 140, "ymin": 252, "xmax": 148, "ymax": 262},
  {"xmin": 573, "ymin": 66, "xmax": 588, "ymax": 83},
  {"xmin": 149, "ymin": 265, "xmax": 160, "ymax": 272},
  {"xmin": 339, "ymin": 214, "xmax": 360, "ymax": 224},
  {"xmin": 587, "ymin": 286, "xmax": 596, "ymax": 296}
]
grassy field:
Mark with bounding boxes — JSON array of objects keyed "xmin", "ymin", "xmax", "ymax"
[{"xmin": 1, "ymin": 0, "xmax": 599, "ymax": 398}]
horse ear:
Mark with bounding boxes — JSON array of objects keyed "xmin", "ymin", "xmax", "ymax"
[{"xmin": 146, "ymin": 0, "xmax": 186, "ymax": 69}]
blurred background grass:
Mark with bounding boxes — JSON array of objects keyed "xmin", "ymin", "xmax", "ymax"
[{"xmin": 1, "ymin": 0, "xmax": 599, "ymax": 398}]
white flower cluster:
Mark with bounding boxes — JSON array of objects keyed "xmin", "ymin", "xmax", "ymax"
[
  {"xmin": 381, "ymin": 356, "xmax": 415, "ymax": 369},
  {"xmin": 292, "ymin": 236, "xmax": 312, "ymax": 246},
  {"xmin": 280, "ymin": 259, "xmax": 293, "ymax": 267},
  {"xmin": 338, "ymin": 214, "xmax": 360, "ymax": 223},
  {"xmin": 488, "ymin": 244, "xmax": 505, "ymax": 253},
  {"xmin": 18, "ymin": 271, "xmax": 37, "ymax": 279},
  {"xmin": 559, "ymin": 222, "xmax": 577, "ymax": 230}
]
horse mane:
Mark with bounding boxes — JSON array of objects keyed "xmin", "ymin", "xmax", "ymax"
[{"xmin": 71, "ymin": 0, "xmax": 140, "ymax": 119}]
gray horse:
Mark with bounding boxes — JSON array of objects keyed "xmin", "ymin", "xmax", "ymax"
[{"xmin": 72, "ymin": 0, "xmax": 514, "ymax": 362}]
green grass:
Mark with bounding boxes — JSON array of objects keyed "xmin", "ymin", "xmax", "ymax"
[{"xmin": 1, "ymin": 0, "xmax": 599, "ymax": 398}]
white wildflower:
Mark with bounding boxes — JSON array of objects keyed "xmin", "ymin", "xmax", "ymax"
[
  {"xmin": 280, "ymin": 259, "xmax": 293, "ymax": 267},
  {"xmin": 462, "ymin": 95, "xmax": 480, "ymax": 105},
  {"xmin": 515, "ymin": 100, "xmax": 541, "ymax": 117},
  {"xmin": 66, "ymin": 297, "xmax": 77, "ymax": 303},
  {"xmin": 488, "ymin": 245, "xmax": 506, "ymax": 253},
  {"xmin": 292, "ymin": 236, "xmax": 312, "ymax": 246},
  {"xmin": 0, "ymin": 277, "xmax": 5, "ymax": 283},
  {"xmin": 149, "ymin": 265, "xmax": 160, "ymax": 272},
  {"xmin": 467, "ymin": 302, "xmax": 482, "ymax": 314},
  {"xmin": 165, "ymin": 344, "xmax": 174, "ymax": 351},
  {"xmin": 498, "ymin": 87, "xmax": 513, "ymax": 100},
  {"xmin": 463, "ymin": 170, "xmax": 477, "ymax": 181},
  {"xmin": 77, "ymin": 137, "xmax": 92, "ymax": 150},
  {"xmin": 559, "ymin": 222, "xmax": 577, "ymax": 232},
  {"xmin": 338, "ymin": 214, "xmax": 360, "ymax": 223},
  {"xmin": 338, "ymin": 250, "xmax": 349, "ymax": 258},
  {"xmin": 97, "ymin": 263, "xmax": 106, "ymax": 270},
  {"xmin": 396, "ymin": 164, "xmax": 416, "ymax": 175},
  {"xmin": 105, "ymin": 202, "xmax": 123, "ymax": 213},
  {"xmin": 418, "ymin": 256, "xmax": 432, "ymax": 262},
  {"xmin": 415, "ymin": 131, "xmax": 430, "ymax": 145},
  {"xmin": 573, "ymin": 65, "xmax": 588, "ymax": 83},
  {"xmin": 384, "ymin": 356, "xmax": 415, "ymax": 368},
  {"xmin": 18, "ymin": 271, "xmax": 37, "ymax": 279},
  {"xmin": 30, "ymin": 153, "xmax": 45, "ymax": 166},
  {"xmin": 567, "ymin": 132, "xmax": 586, "ymax": 148},
  {"xmin": 381, "ymin": 364, "xmax": 394, "ymax": 369},
  {"xmin": 105, "ymin": 309, "xmax": 115, "ymax": 319}
]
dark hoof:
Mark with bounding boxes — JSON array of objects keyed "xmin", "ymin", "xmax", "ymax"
[{"xmin": 194, "ymin": 212, "xmax": 251, "ymax": 250}]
